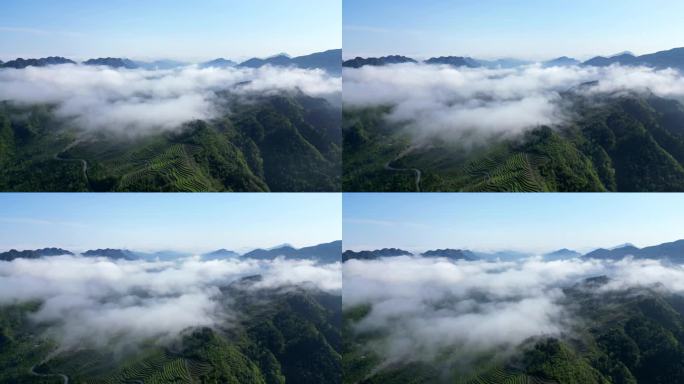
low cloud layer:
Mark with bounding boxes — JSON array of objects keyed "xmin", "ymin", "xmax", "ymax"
[
  {"xmin": 0, "ymin": 64, "xmax": 341, "ymax": 133},
  {"xmin": 343, "ymin": 64, "xmax": 684, "ymax": 143},
  {"xmin": 0, "ymin": 255, "xmax": 341, "ymax": 350},
  {"xmin": 343, "ymin": 255, "xmax": 684, "ymax": 368}
]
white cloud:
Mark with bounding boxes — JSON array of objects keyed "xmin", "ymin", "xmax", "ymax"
[
  {"xmin": 0, "ymin": 255, "xmax": 341, "ymax": 350},
  {"xmin": 343, "ymin": 255, "xmax": 684, "ymax": 367},
  {"xmin": 0, "ymin": 64, "xmax": 341, "ymax": 134},
  {"xmin": 343, "ymin": 64, "xmax": 684, "ymax": 144}
]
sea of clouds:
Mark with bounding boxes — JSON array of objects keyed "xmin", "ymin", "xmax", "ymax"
[
  {"xmin": 0, "ymin": 254, "xmax": 341, "ymax": 350},
  {"xmin": 0, "ymin": 64, "xmax": 341, "ymax": 133},
  {"xmin": 343, "ymin": 255, "xmax": 684, "ymax": 368},
  {"xmin": 343, "ymin": 64, "xmax": 684, "ymax": 143}
]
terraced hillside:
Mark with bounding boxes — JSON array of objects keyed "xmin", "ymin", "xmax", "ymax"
[
  {"xmin": 343, "ymin": 92, "xmax": 684, "ymax": 192},
  {"xmin": 0, "ymin": 91, "xmax": 341, "ymax": 192},
  {"xmin": 0, "ymin": 282, "xmax": 342, "ymax": 384}
]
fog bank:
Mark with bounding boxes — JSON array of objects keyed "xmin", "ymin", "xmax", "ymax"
[
  {"xmin": 0, "ymin": 65, "xmax": 341, "ymax": 133},
  {"xmin": 0, "ymin": 255, "xmax": 341, "ymax": 350},
  {"xmin": 343, "ymin": 64, "xmax": 684, "ymax": 143}
]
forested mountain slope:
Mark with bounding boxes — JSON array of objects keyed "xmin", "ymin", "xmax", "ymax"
[{"xmin": 0, "ymin": 92, "xmax": 341, "ymax": 192}]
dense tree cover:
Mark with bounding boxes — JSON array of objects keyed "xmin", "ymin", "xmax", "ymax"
[
  {"xmin": 343, "ymin": 93, "xmax": 684, "ymax": 192},
  {"xmin": 344, "ymin": 279, "xmax": 684, "ymax": 384},
  {"xmin": 0, "ymin": 282, "xmax": 341, "ymax": 383},
  {"xmin": 0, "ymin": 92, "xmax": 341, "ymax": 192}
]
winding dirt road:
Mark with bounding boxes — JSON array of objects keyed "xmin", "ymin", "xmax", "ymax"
[
  {"xmin": 29, "ymin": 356, "xmax": 69, "ymax": 384},
  {"xmin": 384, "ymin": 146, "xmax": 422, "ymax": 192},
  {"xmin": 53, "ymin": 140, "xmax": 90, "ymax": 189}
]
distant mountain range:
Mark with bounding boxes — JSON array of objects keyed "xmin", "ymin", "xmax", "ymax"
[
  {"xmin": 421, "ymin": 248, "xmax": 478, "ymax": 260},
  {"xmin": 202, "ymin": 248, "xmax": 240, "ymax": 260},
  {"xmin": 83, "ymin": 57, "xmax": 139, "ymax": 69},
  {"xmin": 342, "ymin": 238, "xmax": 684, "ymax": 263},
  {"xmin": 342, "ymin": 55, "xmax": 418, "ymax": 68},
  {"xmin": 343, "ymin": 47, "xmax": 684, "ymax": 71},
  {"xmin": 342, "ymin": 54, "xmax": 540, "ymax": 69},
  {"xmin": 582, "ymin": 48, "xmax": 684, "ymax": 70},
  {"xmin": 543, "ymin": 56, "xmax": 580, "ymax": 67},
  {"xmin": 584, "ymin": 239, "xmax": 684, "ymax": 262},
  {"xmin": 342, "ymin": 248, "xmax": 532, "ymax": 262},
  {"xmin": 1, "ymin": 56, "xmax": 75, "ymax": 68},
  {"xmin": 199, "ymin": 58, "xmax": 237, "ymax": 69},
  {"xmin": 81, "ymin": 248, "xmax": 137, "ymax": 259},
  {"xmin": 236, "ymin": 49, "xmax": 342, "ymax": 75},
  {"xmin": 543, "ymin": 248, "xmax": 582, "ymax": 261},
  {"xmin": 0, "ymin": 247, "xmax": 73, "ymax": 261},
  {"xmin": 242, "ymin": 240, "xmax": 341, "ymax": 263},
  {"xmin": 0, "ymin": 49, "xmax": 342, "ymax": 75},
  {"xmin": 0, "ymin": 241, "xmax": 341, "ymax": 263},
  {"xmin": 342, "ymin": 248, "xmax": 412, "ymax": 261}
]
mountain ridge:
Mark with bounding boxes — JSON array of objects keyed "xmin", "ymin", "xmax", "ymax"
[
  {"xmin": 0, "ymin": 247, "xmax": 73, "ymax": 261},
  {"xmin": 342, "ymin": 237, "xmax": 684, "ymax": 262},
  {"xmin": 0, "ymin": 240, "xmax": 341, "ymax": 262},
  {"xmin": 0, "ymin": 49, "xmax": 342, "ymax": 74},
  {"xmin": 343, "ymin": 47, "xmax": 684, "ymax": 71}
]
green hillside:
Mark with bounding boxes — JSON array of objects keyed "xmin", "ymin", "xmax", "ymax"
[
  {"xmin": 0, "ymin": 92, "xmax": 341, "ymax": 192},
  {"xmin": 343, "ymin": 93, "xmax": 684, "ymax": 192},
  {"xmin": 0, "ymin": 283, "xmax": 341, "ymax": 384}
]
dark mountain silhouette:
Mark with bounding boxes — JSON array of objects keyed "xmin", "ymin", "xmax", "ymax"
[
  {"xmin": 583, "ymin": 245, "xmax": 641, "ymax": 260},
  {"xmin": 638, "ymin": 47, "xmax": 684, "ymax": 70},
  {"xmin": 199, "ymin": 58, "xmax": 237, "ymax": 68},
  {"xmin": 543, "ymin": 56, "xmax": 580, "ymax": 67},
  {"xmin": 1, "ymin": 57, "xmax": 75, "ymax": 69},
  {"xmin": 0, "ymin": 248, "xmax": 73, "ymax": 261},
  {"xmin": 583, "ymin": 53, "xmax": 639, "ymax": 67},
  {"xmin": 583, "ymin": 47, "xmax": 684, "ymax": 71},
  {"xmin": 638, "ymin": 239, "xmax": 684, "ymax": 260},
  {"xmin": 295, "ymin": 240, "xmax": 342, "ymax": 263},
  {"xmin": 543, "ymin": 248, "xmax": 581, "ymax": 260},
  {"xmin": 421, "ymin": 248, "xmax": 478, "ymax": 260},
  {"xmin": 82, "ymin": 248, "xmax": 137, "ymax": 260},
  {"xmin": 242, "ymin": 240, "xmax": 341, "ymax": 263},
  {"xmin": 425, "ymin": 56, "xmax": 481, "ymax": 68},
  {"xmin": 202, "ymin": 248, "xmax": 240, "ymax": 259},
  {"xmin": 342, "ymin": 55, "xmax": 417, "ymax": 68},
  {"xmin": 238, "ymin": 49, "xmax": 341, "ymax": 75},
  {"xmin": 290, "ymin": 49, "xmax": 342, "ymax": 75},
  {"xmin": 243, "ymin": 245, "xmax": 299, "ymax": 259},
  {"xmin": 583, "ymin": 240, "xmax": 684, "ymax": 262},
  {"xmin": 240, "ymin": 54, "xmax": 292, "ymax": 68},
  {"xmin": 342, "ymin": 248, "xmax": 412, "ymax": 262},
  {"xmin": 83, "ymin": 57, "xmax": 139, "ymax": 69}
]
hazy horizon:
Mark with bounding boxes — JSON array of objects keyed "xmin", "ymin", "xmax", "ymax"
[
  {"xmin": 0, "ymin": 193, "xmax": 341, "ymax": 252},
  {"xmin": 344, "ymin": 193, "xmax": 684, "ymax": 253},
  {"xmin": 344, "ymin": 0, "xmax": 684, "ymax": 61},
  {"xmin": 0, "ymin": 47, "xmax": 342, "ymax": 65},
  {"xmin": 0, "ymin": 0, "xmax": 341, "ymax": 62}
]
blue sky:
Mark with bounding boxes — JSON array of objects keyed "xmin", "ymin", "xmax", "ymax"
[
  {"xmin": 344, "ymin": 193, "xmax": 684, "ymax": 253},
  {"xmin": 0, "ymin": 0, "xmax": 341, "ymax": 61},
  {"xmin": 0, "ymin": 193, "xmax": 341, "ymax": 252},
  {"xmin": 344, "ymin": 0, "xmax": 684, "ymax": 60}
]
